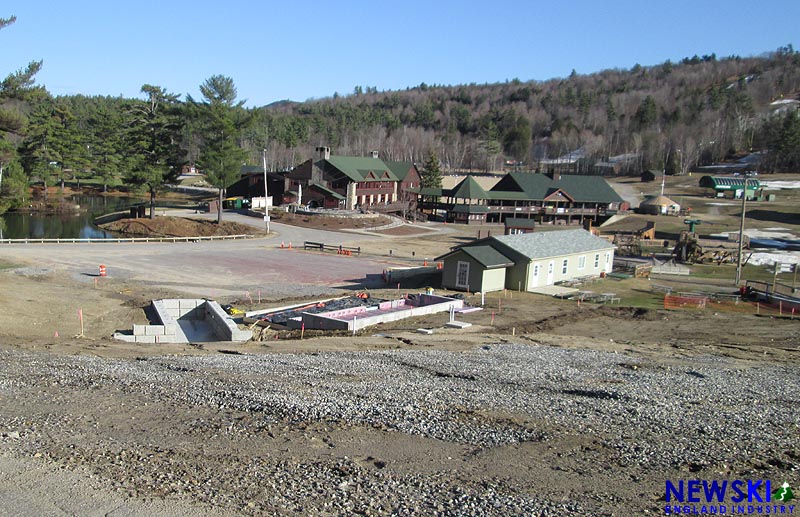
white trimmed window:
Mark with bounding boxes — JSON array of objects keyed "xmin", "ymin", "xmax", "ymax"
[
  {"xmin": 456, "ymin": 261, "xmax": 470, "ymax": 289},
  {"xmin": 594, "ymin": 253, "xmax": 600, "ymax": 268},
  {"xmin": 562, "ymin": 258, "xmax": 568, "ymax": 275},
  {"xmin": 578, "ymin": 256, "xmax": 586, "ymax": 270}
]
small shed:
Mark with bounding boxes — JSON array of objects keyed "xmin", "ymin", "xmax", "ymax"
[
  {"xmin": 638, "ymin": 195, "xmax": 680, "ymax": 216},
  {"xmin": 437, "ymin": 245, "xmax": 514, "ymax": 293},
  {"xmin": 641, "ymin": 169, "xmax": 665, "ymax": 183},
  {"xmin": 504, "ymin": 217, "xmax": 536, "ymax": 235}
]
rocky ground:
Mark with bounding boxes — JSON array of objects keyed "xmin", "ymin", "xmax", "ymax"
[{"xmin": 1, "ymin": 339, "xmax": 798, "ymax": 515}]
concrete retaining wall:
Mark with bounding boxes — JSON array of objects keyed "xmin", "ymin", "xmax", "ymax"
[
  {"xmin": 204, "ymin": 301, "xmax": 252, "ymax": 341},
  {"xmin": 120, "ymin": 299, "xmax": 251, "ymax": 344},
  {"xmin": 384, "ymin": 266, "xmax": 440, "ymax": 283}
]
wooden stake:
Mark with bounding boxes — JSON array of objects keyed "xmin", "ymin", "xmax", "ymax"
[
  {"xmin": 300, "ymin": 322, "xmax": 305, "ymax": 340},
  {"xmin": 77, "ymin": 308, "xmax": 85, "ymax": 338}
]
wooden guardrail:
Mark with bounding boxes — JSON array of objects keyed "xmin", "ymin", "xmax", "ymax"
[
  {"xmin": 303, "ymin": 241, "xmax": 361, "ymax": 255},
  {"xmin": 0, "ymin": 234, "xmax": 255, "ymax": 244}
]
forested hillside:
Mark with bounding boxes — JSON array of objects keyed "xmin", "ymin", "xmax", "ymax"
[
  {"xmin": 248, "ymin": 47, "xmax": 800, "ymax": 174},
  {"xmin": 1, "ymin": 38, "xmax": 800, "ymax": 215}
]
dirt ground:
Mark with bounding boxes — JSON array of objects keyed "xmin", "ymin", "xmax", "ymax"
[
  {"xmin": 101, "ymin": 217, "xmax": 262, "ymax": 237},
  {"xmin": 0, "ymin": 209, "xmax": 798, "ymax": 515}
]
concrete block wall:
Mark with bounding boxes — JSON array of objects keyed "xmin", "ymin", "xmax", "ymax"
[
  {"xmin": 129, "ymin": 323, "xmax": 181, "ymax": 343},
  {"xmin": 119, "ymin": 299, "xmax": 251, "ymax": 344},
  {"xmin": 204, "ymin": 300, "xmax": 252, "ymax": 341}
]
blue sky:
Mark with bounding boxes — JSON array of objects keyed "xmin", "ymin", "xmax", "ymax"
[{"xmin": 2, "ymin": 1, "xmax": 798, "ymax": 107}]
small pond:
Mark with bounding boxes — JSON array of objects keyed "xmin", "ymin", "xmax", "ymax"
[{"xmin": 0, "ymin": 195, "xmax": 141, "ymax": 240}]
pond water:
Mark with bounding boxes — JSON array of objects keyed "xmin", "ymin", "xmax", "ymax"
[{"xmin": 0, "ymin": 195, "xmax": 141, "ymax": 240}]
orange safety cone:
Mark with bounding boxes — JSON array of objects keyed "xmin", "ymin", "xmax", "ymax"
[
  {"xmin": 281, "ymin": 241, "xmax": 285, "ymax": 249},
  {"xmin": 54, "ymin": 331, "xmax": 59, "ymax": 338},
  {"xmin": 99, "ymin": 264, "xmax": 107, "ymax": 277},
  {"xmin": 288, "ymin": 242, "xmax": 292, "ymax": 249}
]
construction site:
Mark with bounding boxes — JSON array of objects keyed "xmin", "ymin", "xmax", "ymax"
[
  {"xmin": 244, "ymin": 291, "xmax": 466, "ymax": 333},
  {"xmin": 0, "ymin": 173, "xmax": 798, "ymax": 515}
]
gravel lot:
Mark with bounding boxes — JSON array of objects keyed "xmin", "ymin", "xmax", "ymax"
[{"xmin": 1, "ymin": 343, "xmax": 797, "ymax": 515}]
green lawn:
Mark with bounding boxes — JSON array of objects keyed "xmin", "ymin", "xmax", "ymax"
[{"xmin": 690, "ymin": 263, "xmax": 797, "ymax": 285}]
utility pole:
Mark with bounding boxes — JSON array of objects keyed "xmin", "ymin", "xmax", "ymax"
[
  {"xmin": 734, "ymin": 178, "xmax": 749, "ymax": 286},
  {"xmin": 262, "ymin": 149, "xmax": 270, "ymax": 235}
]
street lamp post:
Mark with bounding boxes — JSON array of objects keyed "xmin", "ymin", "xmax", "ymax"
[{"xmin": 262, "ymin": 149, "xmax": 270, "ymax": 235}]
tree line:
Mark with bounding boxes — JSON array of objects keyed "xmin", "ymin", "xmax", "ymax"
[{"xmin": 1, "ymin": 11, "xmax": 799, "ymax": 217}]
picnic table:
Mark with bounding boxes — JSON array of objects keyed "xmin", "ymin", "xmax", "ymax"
[
  {"xmin": 596, "ymin": 293, "xmax": 621, "ymax": 304},
  {"xmin": 569, "ymin": 291, "xmax": 594, "ymax": 301}
]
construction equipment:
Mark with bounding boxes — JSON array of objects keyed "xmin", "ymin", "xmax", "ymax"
[{"xmin": 673, "ymin": 218, "xmax": 742, "ymax": 264}]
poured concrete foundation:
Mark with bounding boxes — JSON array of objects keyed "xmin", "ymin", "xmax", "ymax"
[
  {"xmin": 115, "ymin": 299, "xmax": 252, "ymax": 344},
  {"xmin": 253, "ymin": 294, "xmax": 464, "ymax": 332}
]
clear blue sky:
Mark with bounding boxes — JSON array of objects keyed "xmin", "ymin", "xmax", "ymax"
[{"xmin": 3, "ymin": 0, "xmax": 798, "ymax": 107}]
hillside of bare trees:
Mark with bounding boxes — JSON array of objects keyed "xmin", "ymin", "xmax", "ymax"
[
  {"xmin": 3, "ymin": 46, "xmax": 800, "ymax": 216},
  {"xmin": 245, "ymin": 47, "xmax": 800, "ymax": 174}
]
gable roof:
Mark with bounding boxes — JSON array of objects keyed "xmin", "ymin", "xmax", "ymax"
[
  {"xmin": 320, "ymin": 155, "xmax": 399, "ymax": 182},
  {"xmin": 504, "ymin": 217, "xmax": 536, "ymax": 229},
  {"xmin": 448, "ymin": 176, "xmax": 490, "ymax": 200},
  {"xmin": 489, "ymin": 173, "xmax": 623, "ymax": 204},
  {"xmin": 384, "ymin": 161, "xmax": 417, "ymax": 182},
  {"xmin": 640, "ymin": 195, "xmax": 679, "ymax": 207},
  {"xmin": 436, "ymin": 245, "xmax": 514, "ymax": 269},
  {"xmin": 491, "ymin": 229, "xmax": 615, "ymax": 260}
]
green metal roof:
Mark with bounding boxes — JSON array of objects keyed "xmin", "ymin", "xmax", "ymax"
[
  {"xmin": 504, "ymin": 217, "xmax": 536, "ymax": 229},
  {"xmin": 450, "ymin": 204, "xmax": 489, "ymax": 214},
  {"xmin": 384, "ymin": 161, "xmax": 416, "ymax": 182},
  {"xmin": 489, "ymin": 173, "xmax": 624, "ymax": 204},
  {"xmin": 321, "ymin": 155, "xmax": 399, "ymax": 182},
  {"xmin": 698, "ymin": 176, "xmax": 761, "ymax": 190},
  {"xmin": 448, "ymin": 176, "xmax": 490, "ymax": 200},
  {"xmin": 309, "ymin": 183, "xmax": 345, "ymax": 200},
  {"xmin": 417, "ymin": 187, "xmax": 444, "ymax": 196},
  {"xmin": 436, "ymin": 245, "xmax": 514, "ymax": 269}
]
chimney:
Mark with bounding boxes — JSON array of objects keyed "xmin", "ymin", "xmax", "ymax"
[
  {"xmin": 547, "ymin": 170, "xmax": 561, "ymax": 181},
  {"xmin": 316, "ymin": 146, "xmax": 330, "ymax": 160},
  {"xmin": 370, "ymin": 150, "xmax": 379, "ymax": 159}
]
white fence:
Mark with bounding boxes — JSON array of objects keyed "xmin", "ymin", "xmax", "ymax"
[{"xmin": 0, "ymin": 234, "xmax": 255, "ymax": 244}]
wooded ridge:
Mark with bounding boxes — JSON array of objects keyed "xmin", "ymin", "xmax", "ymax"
[{"xmin": 2, "ymin": 39, "xmax": 800, "ymax": 217}]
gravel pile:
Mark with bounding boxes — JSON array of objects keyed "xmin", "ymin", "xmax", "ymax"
[{"xmin": 0, "ymin": 344, "xmax": 797, "ymax": 515}]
